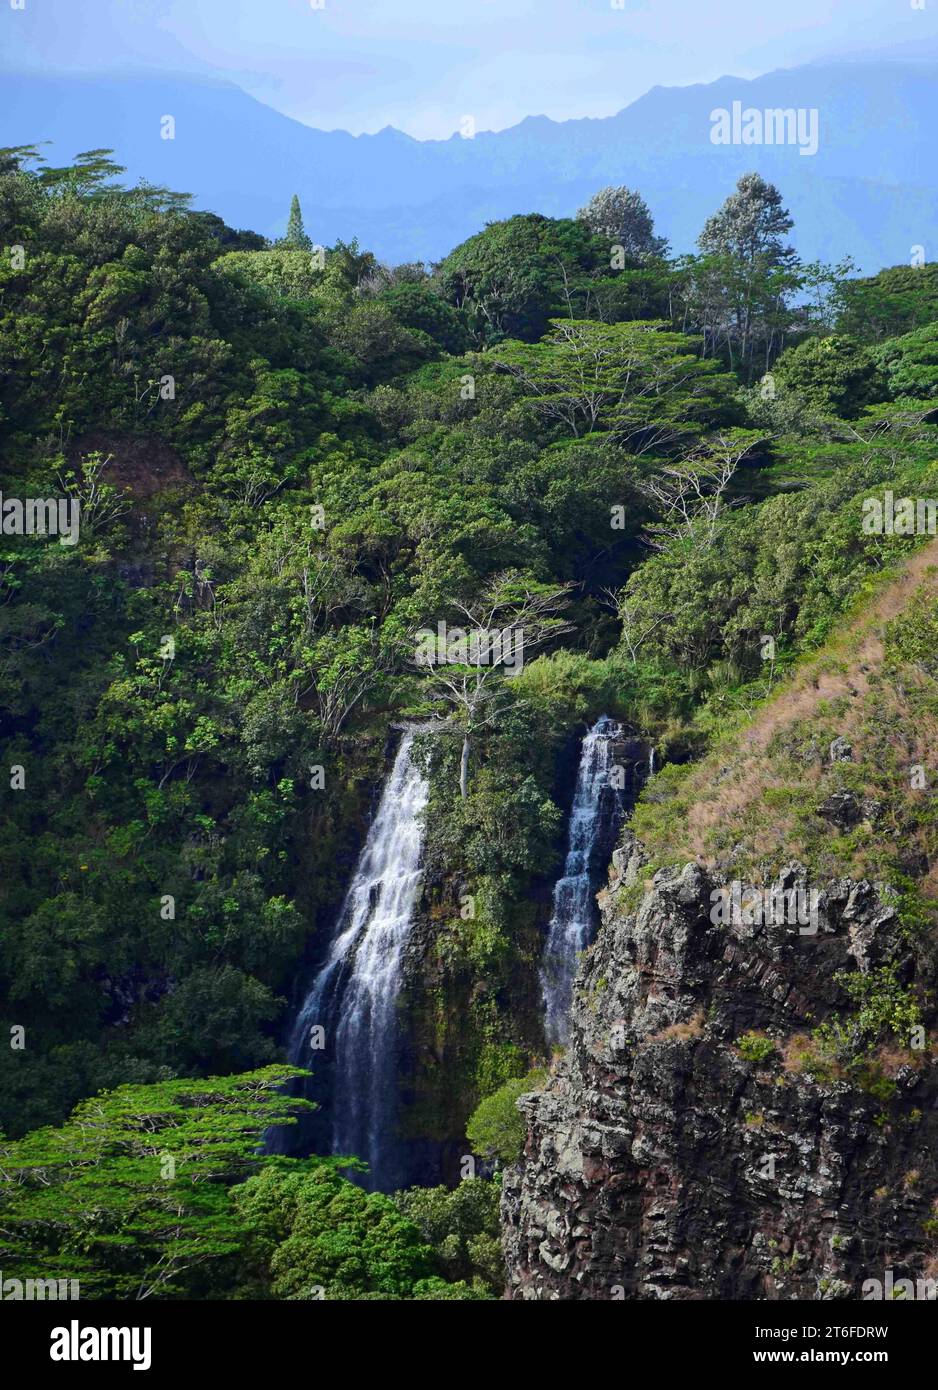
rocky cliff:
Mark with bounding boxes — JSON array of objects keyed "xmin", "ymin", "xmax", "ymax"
[{"xmin": 501, "ymin": 835, "xmax": 938, "ymax": 1299}]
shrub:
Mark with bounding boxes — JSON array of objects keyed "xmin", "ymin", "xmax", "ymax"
[
  {"xmin": 736, "ymin": 1031, "xmax": 777, "ymax": 1064},
  {"xmin": 772, "ymin": 335, "xmax": 886, "ymax": 418},
  {"xmin": 393, "ymin": 1178, "xmax": 503, "ymax": 1295},
  {"xmin": 466, "ymin": 1069, "xmax": 545, "ymax": 1165}
]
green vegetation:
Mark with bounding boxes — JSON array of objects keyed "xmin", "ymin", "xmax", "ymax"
[
  {"xmin": 736, "ymin": 1032, "xmax": 778, "ymax": 1064},
  {"xmin": 466, "ymin": 1069, "xmax": 546, "ymax": 1165},
  {"xmin": 283, "ymin": 193, "xmax": 313, "ymax": 252},
  {"xmin": 813, "ymin": 967, "xmax": 923, "ymax": 1061},
  {"xmin": 771, "ymin": 334, "xmax": 885, "ymax": 418},
  {"xmin": 0, "ymin": 1066, "xmax": 313, "ymax": 1299},
  {"xmin": 0, "ymin": 1065, "xmax": 490, "ymax": 1300},
  {"xmin": 3, "ymin": 146, "xmax": 938, "ymax": 1297},
  {"xmin": 393, "ymin": 1178, "xmax": 504, "ymax": 1296},
  {"xmin": 231, "ymin": 1162, "xmax": 470, "ymax": 1300}
]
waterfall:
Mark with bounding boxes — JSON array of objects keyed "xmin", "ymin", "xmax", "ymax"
[
  {"xmin": 285, "ymin": 730, "xmax": 429, "ymax": 1191},
  {"xmin": 540, "ymin": 715, "xmax": 626, "ymax": 1048}
]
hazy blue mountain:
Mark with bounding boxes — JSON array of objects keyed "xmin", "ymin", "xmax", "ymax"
[{"xmin": 3, "ymin": 59, "xmax": 935, "ymax": 271}]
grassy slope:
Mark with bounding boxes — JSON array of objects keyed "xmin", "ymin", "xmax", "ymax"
[{"xmin": 632, "ymin": 536, "xmax": 938, "ymax": 907}]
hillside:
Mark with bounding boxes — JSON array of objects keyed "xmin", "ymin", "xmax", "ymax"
[
  {"xmin": 1, "ymin": 143, "xmax": 937, "ymax": 1303},
  {"xmin": 503, "ymin": 546, "xmax": 938, "ymax": 1299},
  {"xmin": 633, "ymin": 536, "xmax": 938, "ymax": 889}
]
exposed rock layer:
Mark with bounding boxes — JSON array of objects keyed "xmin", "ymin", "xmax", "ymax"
[{"xmin": 502, "ymin": 844, "xmax": 937, "ymax": 1299}]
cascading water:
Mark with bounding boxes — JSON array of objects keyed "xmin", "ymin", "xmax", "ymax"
[
  {"xmin": 284, "ymin": 730, "xmax": 429, "ymax": 1191},
  {"xmin": 540, "ymin": 715, "xmax": 627, "ymax": 1048}
]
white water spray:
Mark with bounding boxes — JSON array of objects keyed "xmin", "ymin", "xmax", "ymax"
[
  {"xmin": 287, "ymin": 731, "xmax": 429, "ymax": 1189},
  {"xmin": 540, "ymin": 716, "xmax": 625, "ymax": 1048}
]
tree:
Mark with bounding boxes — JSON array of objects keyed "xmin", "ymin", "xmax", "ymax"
[
  {"xmin": 37, "ymin": 147, "xmax": 128, "ymax": 199},
  {"xmin": 489, "ymin": 318, "xmax": 737, "ymax": 449},
  {"xmin": 393, "ymin": 1179, "xmax": 504, "ymax": 1294},
  {"xmin": 698, "ymin": 173, "xmax": 794, "ymax": 268},
  {"xmin": 284, "ymin": 193, "xmax": 312, "ymax": 250},
  {"xmin": 772, "ymin": 335, "xmax": 887, "ymax": 418},
  {"xmin": 0, "ymin": 143, "xmax": 47, "ymax": 175},
  {"xmin": 376, "ymin": 282, "xmax": 471, "ymax": 355},
  {"xmin": 639, "ymin": 429, "xmax": 765, "ymax": 550},
  {"xmin": 307, "ymin": 623, "xmax": 402, "ymax": 741},
  {"xmin": 0, "ymin": 1068, "xmax": 313, "ymax": 1299},
  {"xmin": 437, "ymin": 213, "xmax": 607, "ymax": 343},
  {"xmin": 465, "ymin": 1071, "xmax": 544, "ymax": 1166},
  {"xmin": 137, "ymin": 965, "xmax": 283, "ymax": 1073},
  {"xmin": 412, "ymin": 572, "xmax": 574, "ymax": 796},
  {"xmin": 217, "ymin": 246, "xmax": 327, "ymax": 302},
  {"xmin": 0, "ymin": 1068, "xmax": 485, "ymax": 1300},
  {"xmin": 232, "ymin": 1163, "xmax": 442, "ymax": 1299},
  {"xmin": 188, "ymin": 210, "xmax": 267, "ymax": 253},
  {"xmin": 691, "ymin": 173, "xmax": 799, "ymax": 378},
  {"xmin": 873, "ymin": 322, "xmax": 938, "ymax": 401},
  {"xmin": 577, "ymin": 185, "xmax": 668, "ymax": 260},
  {"xmin": 835, "ymin": 263, "xmax": 938, "ymax": 341}
]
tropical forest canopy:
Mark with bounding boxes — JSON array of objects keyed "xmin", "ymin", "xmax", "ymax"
[{"xmin": 2, "ymin": 147, "xmax": 937, "ymax": 1297}]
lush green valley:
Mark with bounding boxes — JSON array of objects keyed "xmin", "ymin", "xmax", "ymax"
[{"xmin": 2, "ymin": 147, "xmax": 937, "ymax": 1299}]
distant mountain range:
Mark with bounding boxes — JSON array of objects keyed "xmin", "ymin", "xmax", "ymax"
[{"xmin": 3, "ymin": 58, "xmax": 936, "ymax": 272}]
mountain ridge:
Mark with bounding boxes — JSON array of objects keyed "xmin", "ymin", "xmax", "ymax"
[{"xmin": 3, "ymin": 58, "xmax": 936, "ymax": 268}]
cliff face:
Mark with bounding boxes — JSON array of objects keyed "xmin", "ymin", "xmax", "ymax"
[
  {"xmin": 395, "ymin": 730, "xmax": 651, "ymax": 1188},
  {"xmin": 501, "ymin": 838, "xmax": 938, "ymax": 1299}
]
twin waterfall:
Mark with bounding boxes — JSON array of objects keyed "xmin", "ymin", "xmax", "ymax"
[
  {"xmin": 281, "ymin": 716, "xmax": 637, "ymax": 1187},
  {"xmin": 286, "ymin": 730, "xmax": 429, "ymax": 1192},
  {"xmin": 540, "ymin": 716, "xmax": 628, "ymax": 1048}
]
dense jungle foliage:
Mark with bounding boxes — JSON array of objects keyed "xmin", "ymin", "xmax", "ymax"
[{"xmin": 2, "ymin": 148, "xmax": 937, "ymax": 1297}]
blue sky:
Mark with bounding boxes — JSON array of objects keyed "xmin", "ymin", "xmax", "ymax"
[{"xmin": 2, "ymin": 0, "xmax": 936, "ymax": 139}]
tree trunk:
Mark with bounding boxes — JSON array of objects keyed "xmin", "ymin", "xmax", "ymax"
[{"xmin": 459, "ymin": 735, "xmax": 470, "ymax": 799}]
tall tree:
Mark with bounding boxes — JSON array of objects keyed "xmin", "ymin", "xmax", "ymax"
[
  {"xmin": 412, "ymin": 572, "xmax": 574, "ymax": 797},
  {"xmin": 691, "ymin": 173, "xmax": 799, "ymax": 378},
  {"xmin": 284, "ymin": 192, "xmax": 312, "ymax": 250},
  {"xmin": 577, "ymin": 185, "xmax": 668, "ymax": 261},
  {"xmin": 697, "ymin": 173, "xmax": 794, "ymax": 267}
]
